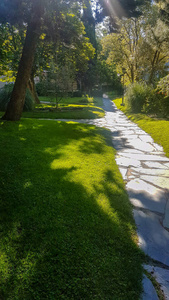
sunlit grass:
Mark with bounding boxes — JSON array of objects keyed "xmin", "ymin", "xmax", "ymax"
[
  {"xmin": 22, "ymin": 104, "xmax": 105, "ymax": 119},
  {"xmin": 0, "ymin": 118, "xmax": 143, "ymax": 299},
  {"xmin": 113, "ymin": 98, "xmax": 169, "ymax": 157},
  {"xmin": 39, "ymin": 96, "xmax": 103, "ymax": 106}
]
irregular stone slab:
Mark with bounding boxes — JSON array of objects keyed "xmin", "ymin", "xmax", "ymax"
[
  {"xmin": 141, "ymin": 274, "xmax": 159, "ymax": 300},
  {"xmin": 153, "ymin": 143, "xmax": 164, "ymax": 152},
  {"xmin": 120, "ymin": 149, "xmax": 144, "ymax": 154},
  {"xmin": 131, "ymin": 167, "xmax": 169, "ymax": 177},
  {"xmin": 144, "ymin": 162, "xmax": 168, "ymax": 169},
  {"xmin": 119, "ymin": 130, "xmax": 135, "ymax": 135},
  {"xmin": 128, "ymin": 139, "xmax": 156, "ymax": 152},
  {"xmin": 124, "ymin": 134, "xmax": 139, "ymax": 140},
  {"xmin": 139, "ymin": 135, "xmax": 154, "ymax": 143},
  {"xmin": 140, "ymin": 175, "xmax": 169, "ymax": 190},
  {"xmin": 163, "ymin": 200, "xmax": 169, "ymax": 229},
  {"xmin": 119, "ymin": 167, "xmax": 127, "ymax": 179},
  {"xmin": 126, "ymin": 179, "xmax": 167, "ymax": 214},
  {"xmin": 165, "ymin": 163, "xmax": 169, "ymax": 168},
  {"xmin": 115, "ymin": 157, "xmax": 141, "ymax": 168},
  {"xmin": 144, "ymin": 265, "xmax": 169, "ymax": 300},
  {"xmin": 133, "ymin": 209, "xmax": 169, "ymax": 266},
  {"xmin": 118, "ymin": 152, "xmax": 169, "ymax": 162},
  {"xmin": 134, "ymin": 130, "xmax": 148, "ymax": 135}
]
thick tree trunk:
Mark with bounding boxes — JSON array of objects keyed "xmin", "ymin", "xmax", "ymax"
[
  {"xmin": 28, "ymin": 75, "xmax": 40, "ymax": 104},
  {"xmin": 2, "ymin": 20, "xmax": 41, "ymax": 121}
]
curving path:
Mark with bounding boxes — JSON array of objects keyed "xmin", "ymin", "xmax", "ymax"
[{"xmin": 58, "ymin": 97, "xmax": 169, "ymax": 299}]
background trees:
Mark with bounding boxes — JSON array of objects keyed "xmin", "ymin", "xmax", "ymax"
[
  {"xmin": 100, "ymin": 4, "xmax": 169, "ymax": 85},
  {"xmin": 0, "ymin": 0, "xmax": 164, "ymax": 120}
]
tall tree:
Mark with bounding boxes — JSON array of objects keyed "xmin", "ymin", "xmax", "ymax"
[
  {"xmin": 101, "ymin": 4, "xmax": 169, "ymax": 85},
  {"xmin": 0, "ymin": 0, "xmax": 82, "ymax": 121}
]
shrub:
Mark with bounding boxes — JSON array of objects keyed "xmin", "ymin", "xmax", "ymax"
[
  {"xmin": 146, "ymin": 91, "xmax": 169, "ymax": 117},
  {"xmin": 125, "ymin": 82, "xmax": 152, "ymax": 113},
  {"xmin": 125, "ymin": 82, "xmax": 169, "ymax": 117},
  {"xmin": 91, "ymin": 89, "xmax": 103, "ymax": 97},
  {"xmin": 72, "ymin": 90, "xmax": 82, "ymax": 97},
  {"xmin": 0, "ymin": 83, "xmax": 35, "ymax": 112},
  {"xmin": 36, "ymin": 81, "xmax": 49, "ymax": 96}
]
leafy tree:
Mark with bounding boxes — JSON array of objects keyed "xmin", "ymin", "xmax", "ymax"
[
  {"xmin": 101, "ymin": 17, "xmax": 143, "ymax": 83},
  {"xmin": 0, "ymin": 23, "xmax": 24, "ymax": 81},
  {"xmin": 101, "ymin": 5, "xmax": 169, "ymax": 85},
  {"xmin": 0, "ymin": 0, "xmax": 83, "ymax": 121},
  {"xmin": 93, "ymin": 0, "xmax": 151, "ymax": 30}
]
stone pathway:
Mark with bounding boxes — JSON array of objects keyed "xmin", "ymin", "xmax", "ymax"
[{"xmin": 57, "ymin": 97, "xmax": 169, "ymax": 299}]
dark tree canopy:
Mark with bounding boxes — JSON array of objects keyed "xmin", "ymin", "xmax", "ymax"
[{"xmin": 94, "ymin": 0, "xmax": 151, "ymax": 28}]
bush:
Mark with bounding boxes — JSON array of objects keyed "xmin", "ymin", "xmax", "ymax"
[
  {"xmin": 0, "ymin": 83, "xmax": 35, "ymax": 112},
  {"xmin": 72, "ymin": 90, "xmax": 82, "ymax": 97},
  {"xmin": 91, "ymin": 89, "xmax": 103, "ymax": 97},
  {"xmin": 36, "ymin": 81, "xmax": 49, "ymax": 96},
  {"xmin": 146, "ymin": 91, "xmax": 169, "ymax": 117},
  {"xmin": 125, "ymin": 82, "xmax": 152, "ymax": 113},
  {"xmin": 125, "ymin": 82, "xmax": 169, "ymax": 117}
]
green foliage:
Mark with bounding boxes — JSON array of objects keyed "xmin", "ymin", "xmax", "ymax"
[
  {"xmin": 0, "ymin": 84, "xmax": 35, "ymax": 111},
  {"xmin": 0, "ymin": 118, "xmax": 143, "ymax": 299},
  {"xmin": 72, "ymin": 90, "xmax": 82, "ymax": 97},
  {"xmin": 35, "ymin": 81, "xmax": 49, "ymax": 96},
  {"xmin": 113, "ymin": 97, "xmax": 169, "ymax": 157},
  {"xmin": 157, "ymin": 74, "xmax": 169, "ymax": 96},
  {"xmin": 125, "ymin": 82, "xmax": 169, "ymax": 116},
  {"xmin": 144, "ymin": 89, "xmax": 169, "ymax": 117},
  {"xmin": 125, "ymin": 82, "xmax": 152, "ymax": 113}
]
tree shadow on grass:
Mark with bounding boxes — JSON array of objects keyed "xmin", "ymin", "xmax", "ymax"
[{"xmin": 0, "ymin": 119, "xmax": 143, "ymax": 300}]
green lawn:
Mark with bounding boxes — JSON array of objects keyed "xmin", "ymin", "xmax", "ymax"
[
  {"xmin": 23, "ymin": 104, "xmax": 105, "ymax": 119},
  {"xmin": 113, "ymin": 98, "xmax": 169, "ymax": 157},
  {"xmin": 0, "ymin": 97, "xmax": 104, "ymax": 120},
  {"xmin": 0, "ymin": 118, "xmax": 143, "ymax": 299},
  {"xmin": 39, "ymin": 96, "xmax": 103, "ymax": 106}
]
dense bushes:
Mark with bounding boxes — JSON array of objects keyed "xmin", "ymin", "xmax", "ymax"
[
  {"xmin": 125, "ymin": 82, "xmax": 169, "ymax": 117},
  {"xmin": 125, "ymin": 83, "xmax": 151, "ymax": 113},
  {"xmin": 36, "ymin": 81, "xmax": 49, "ymax": 96},
  {"xmin": 0, "ymin": 83, "xmax": 35, "ymax": 111}
]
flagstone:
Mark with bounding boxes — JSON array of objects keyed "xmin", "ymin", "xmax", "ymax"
[
  {"xmin": 144, "ymin": 161, "xmax": 168, "ymax": 169},
  {"xmin": 143, "ymin": 265, "xmax": 169, "ymax": 300},
  {"xmin": 118, "ymin": 152, "xmax": 169, "ymax": 162},
  {"xmin": 163, "ymin": 200, "xmax": 169, "ymax": 229},
  {"xmin": 139, "ymin": 135, "xmax": 154, "ymax": 143},
  {"xmin": 141, "ymin": 274, "xmax": 159, "ymax": 300},
  {"xmin": 133, "ymin": 209, "xmax": 169, "ymax": 266},
  {"xmin": 127, "ymin": 139, "xmax": 156, "ymax": 152},
  {"xmin": 115, "ymin": 157, "xmax": 141, "ymax": 167},
  {"xmin": 131, "ymin": 167, "xmax": 169, "ymax": 177},
  {"xmin": 140, "ymin": 175, "xmax": 169, "ymax": 190},
  {"xmin": 126, "ymin": 179, "xmax": 167, "ymax": 214}
]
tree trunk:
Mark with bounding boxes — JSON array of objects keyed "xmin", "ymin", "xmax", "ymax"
[
  {"xmin": 28, "ymin": 75, "xmax": 40, "ymax": 104},
  {"xmin": 2, "ymin": 20, "xmax": 41, "ymax": 121}
]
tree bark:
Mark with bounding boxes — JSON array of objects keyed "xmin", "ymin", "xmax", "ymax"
[
  {"xmin": 28, "ymin": 75, "xmax": 40, "ymax": 104},
  {"xmin": 2, "ymin": 19, "xmax": 41, "ymax": 121}
]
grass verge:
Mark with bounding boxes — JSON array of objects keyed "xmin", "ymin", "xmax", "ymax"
[
  {"xmin": 113, "ymin": 98, "xmax": 169, "ymax": 158},
  {"xmin": 0, "ymin": 118, "xmax": 143, "ymax": 299}
]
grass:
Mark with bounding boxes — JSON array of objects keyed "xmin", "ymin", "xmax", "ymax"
[
  {"xmin": 0, "ymin": 97, "xmax": 104, "ymax": 120},
  {"xmin": 39, "ymin": 96, "xmax": 103, "ymax": 107},
  {"xmin": 0, "ymin": 118, "xmax": 144, "ymax": 299},
  {"xmin": 23, "ymin": 104, "xmax": 105, "ymax": 119},
  {"xmin": 113, "ymin": 97, "xmax": 169, "ymax": 157}
]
